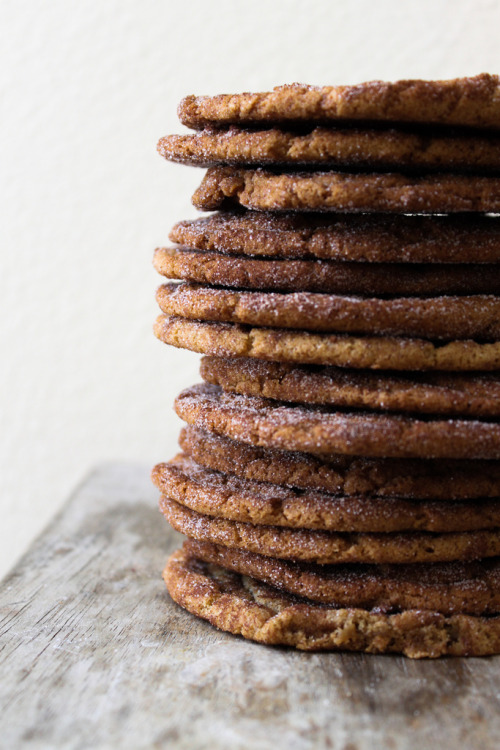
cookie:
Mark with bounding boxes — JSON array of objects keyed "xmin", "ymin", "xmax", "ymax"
[
  {"xmin": 158, "ymin": 125, "xmax": 500, "ymax": 171},
  {"xmin": 165, "ymin": 545, "xmax": 500, "ymax": 657},
  {"xmin": 177, "ymin": 75, "xmax": 500, "ymax": 131},
  {"xmin": 164, "ymin": 546, "xmax": 500, "ymax": 657},
  {"xmin": 169, "ymin": 211, "xmax": 500, "ymax": 263},
  {"xmin": 154, "ymin": 247, "xmax": 500, "ymax": 296},
  {"xmin": 200, "ymin": 356, "xmax": 500, "ymax": 417},
  {"xmin": 156, "ymin": 283, "xmax": 500, "ymax": 341},
  {"xmin": 180, "ymin": 426, "xmax": 500, "ymax": 500},
  {"xmin": 174, "ymin": 384, "xmax": 500, "ymax": 460},
  {"xmin": 185, "ymin": 539, "xmax": 500, "ymax": 616},
  {"xmin": 153, "ymin": 455, "xmax": 500, "ymax": 532},
  {"xmin": 192, "ymin": 167, "xmax": 500, "ymax": 213},
  {"xmin": 161, "ymin": 496, "xmax": 500, "ymax": 564},
  {"xmin": 155, "ymin": 315, "xmax": 500, "ymax": 371}
]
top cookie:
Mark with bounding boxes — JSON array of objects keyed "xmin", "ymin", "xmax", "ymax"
[{"xmin": 178, "ymin": 75, "xmax": 500, "ymax": 131}]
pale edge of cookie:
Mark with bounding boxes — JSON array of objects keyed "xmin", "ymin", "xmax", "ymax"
[{"xmin": 154, "ymin": 315, "xmax": 500, "ymax": 371}]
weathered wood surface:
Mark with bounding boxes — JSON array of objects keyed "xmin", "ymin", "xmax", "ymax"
[{"xmin": 0, "ymin": 464, "xmax": 499, "ymax": 750}]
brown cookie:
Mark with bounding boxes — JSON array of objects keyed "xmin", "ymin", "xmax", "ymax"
[
  {"xmin": 185, "ymin": 539, "xmax": 500, "ymax": 616},
  {"xmin": 154, "ymin": 247, "xmax": 500, "ymax": 296},
  {"xmin": 161, "ymin": 496, "xmax": 500, "ymax": 564},
  {"xmin": 155, "ymin": 315, "xmax": 500, "ymax": 371},
  {"xmin": 200, "ymin": 356, "xmax": 500, "ymax": 417},
  {"xmin": 156, "ymin": 283, "xmax": 500, "ymax": 341},
  {"xmin": 169, "ymin": 211, "xmax": 500, "ymax": 263},
  {"xmin": 164, "ymin": 546, "xmax": 500, "ymax": 657},
  {"xmin": 180, "ymin": 425, "xmax": 500, "ymax": 501},
  {"xmin": 174, "ymin": 383, "xmax": 500, "ymax": 460},
  {"xmin": 158, "ymin": 125, "xmax": 500, "ymax": 172},
  {"xmin": 192, "ymin": 167, "xmax": 500, "ymax": 213},
  {"xmin": 177, "ymin": 75, "xmax": 500, "ymax": 131},
  {"xmin": 153, "ymin": 455, "xmax": 500, "ymax": 533}
]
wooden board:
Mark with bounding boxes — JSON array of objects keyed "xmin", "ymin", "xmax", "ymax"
[{"xmin": 0, "ymin": 463, "xmax": 499, "ymax": 749}]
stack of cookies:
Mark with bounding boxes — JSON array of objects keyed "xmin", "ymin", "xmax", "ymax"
[{"xmin": 152, "ymin": 75, "xmax": 500, "ymax": 658}]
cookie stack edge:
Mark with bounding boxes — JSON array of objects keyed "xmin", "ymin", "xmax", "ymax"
[{"xmin": 152, "ymin": 75, "xmax": 500, "ymax": 658}]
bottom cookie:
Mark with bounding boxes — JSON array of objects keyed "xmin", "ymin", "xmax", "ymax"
[{"xmin": 164, "ymin": 545, "xmax": 500, "ymax": 658}]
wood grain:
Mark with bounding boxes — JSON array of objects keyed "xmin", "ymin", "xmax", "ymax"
[{"xmin": 0, "ymin": 463, "xmax": 499, "ymax": 749}]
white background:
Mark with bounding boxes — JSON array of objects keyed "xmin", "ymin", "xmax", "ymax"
[{"xmin": 1, "ymin": 0, "xmax": 499, "ymax": 577}]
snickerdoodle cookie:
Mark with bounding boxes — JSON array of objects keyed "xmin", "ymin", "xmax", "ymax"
[
  {"xmin": 192, "ymin": 167, "xmax": 500, "ymax": 213},
  {"xmin": 163, "ymin": 545, "xmax": 500, "ymax": 656},
  {"xmin": 180, "ymin": 426, "xmax": 500, "ymax": 500},
  {"xmin": 200, "ymin": 356, "xmax": 500, "ymax": 417},
  {"xmin": 178, "ymin": 76, "xmax": 500, "ymax": 130},
  {"xmin": 174, "ymin": 383, "xmax": 500, "ymax": 460}
]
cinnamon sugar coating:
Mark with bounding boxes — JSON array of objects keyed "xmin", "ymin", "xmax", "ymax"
[
  {"xmin": 155, "ymin": 315, "xmax": 500, "ymax": 371},
  {"xmin": 164, "ymin": 546, "xmax": 500, "ymax": 657},
  {"xmin": 201, "ymin": 356, "xmax": 500, "ymax": 417},
  {"xmin": 154, "ymin": 247, "xmax": 500, "ymax": 295},
  {"xmin": 185, "ymin": 539, "xmax": 500, "ymax": 616},
  {"xmin": 192, "ymin": 167, "xmax": 500, "ymax": 213},
  {"xmin": 161, "ymin": 496, "xmax": 500, "ymax": 564},
  {"xmin": 174, "ymin": 383, "xmax": 500, "ymax": 460},
  {"xmin": 158, "ymin": 125, "xmax": 500, "ymax": 172},
  {"xmin": 153, "ymin": 455, "xmax": 500, "ymax": 533},
  {"xmin": 178, "ymin": 76, "xmax": 500, "ymax": 131},
  {"xmin": 169, "ymin": 211, "xmax": 500, "ymax": 263},
  {"xmin": 156, "ymin": 283, "xmax": 500, "ymax": 341},
  {"xmin": 180, "ymin": 426, "xmax": 500, "ymax": 501}
]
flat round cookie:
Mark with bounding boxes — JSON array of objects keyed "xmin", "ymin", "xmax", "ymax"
[
  {"xmin": 177, "ymin": 75, "xmax": 500, "ymax": 131},
  {"xmin": 180, "ymin": 426, "xmax": 500, "ymax": 500},
  {"xmin": 164, "ymin": 546, "xmax": 500, "ymax": 657},
  {"xmin": 200, "ymin": 356, "xmax": 500, "ymax": 417},
  {"xmin": 158, "ymin": 125, "xmax": 500, "ymax": 171},
  {"xmin": 154, "ymin": 247, "xmax": 500, "ymax": 296},
  {"xmin": 155, "ymin": 315, "xmax": 500, "ymax": 371},
  {"xmin": 174, "ymin": 384, "xmax": 500, "ymax": 460},
  {"xmin": 156, "ymin": 283, "xmax": 500, "ymax": 341},
  {"xmin": 161, "ymin": 496, "xmax": 500, "ymax": 564},
  {"xmin": 192, "ymin": 167, "xmax": 500, "ymax": 214},
  {"xmin": 185, "ymin": 539, "xmax": 500, "ymax": 616},
  {"xmin": 169, "ymin": 212, "xmax": 500, "ymax": 263},
  {"xmin": 153, "ymin": 455, "xmax": 500, "ymax": 532}
]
